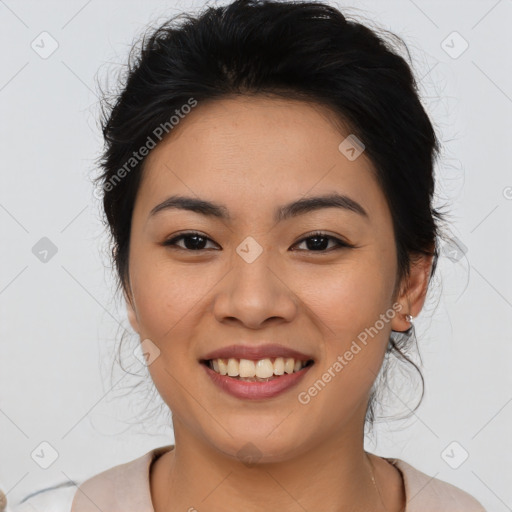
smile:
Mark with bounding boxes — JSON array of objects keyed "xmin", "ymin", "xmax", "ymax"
[
  {"xmin": 200, "ymin": 357, "xmax": 315, "ymax": 399},
  {"xmin": 203, "ymin": 357, "xmax": 314, "ymax": 381}
]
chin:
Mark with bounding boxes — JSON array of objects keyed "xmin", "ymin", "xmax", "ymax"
[{"xmin": 209, "ymin": 430, "xmax": 310, "ymax": 465}]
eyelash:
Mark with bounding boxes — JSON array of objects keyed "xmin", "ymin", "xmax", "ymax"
[{"xmin": 163, "ymin": 231, "xmax": 354, "ymax": 253}]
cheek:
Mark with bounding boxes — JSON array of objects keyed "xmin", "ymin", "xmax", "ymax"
[
  {"xmin": 296, "ymin": 255, "xmax": 395, "ymax": 337},
  {"xmin": 129, "ymin": 259, "xmax": 208, "ymax": 412},
  {"xmin": 295, "ymin": 253, "xmax": 395, "ymax": 398},
  {"xmin": 296, "ymin": 272, "xmax": 392, "ymax": 426},
  {"xmin": 129, "ymin": 253, "xmax": 215, "ymax": 339}
]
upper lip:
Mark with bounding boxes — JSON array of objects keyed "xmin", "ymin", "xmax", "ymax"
[{"xmin": 201, "ymin": 344, "xmax": 315, "ymax": 362}]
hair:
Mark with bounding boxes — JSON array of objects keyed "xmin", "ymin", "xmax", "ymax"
[{"xmin": 94, "ymin": 0, "xmax": 448, "ymax": 433}]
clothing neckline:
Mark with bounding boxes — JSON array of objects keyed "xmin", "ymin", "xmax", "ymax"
[
  {"xmin": 71, "ymin": 444, "xmax": 486, "ymax": 512},
  {"xmin": 147, "ymin": 445, "xmax": 409, "ymax": 511}
]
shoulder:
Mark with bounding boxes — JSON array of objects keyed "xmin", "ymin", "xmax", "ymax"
[
  {"xmin": 70, "ymin": 446, "xmax": 172, "ymax": 512},
  {"xmin": 388, "ymin": 458, "xmax": 487, "ymax": 512},
  {"xmin": 10, "ymin": 446, "xmax": 172, "ymax": 512},
  {"xmin": 10, "ymin": 481, "xmax": 77, "ymax": 512}
]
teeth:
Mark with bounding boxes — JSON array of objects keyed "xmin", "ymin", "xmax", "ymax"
[
  {"xmin": 239, "ymin": 359, "xmax": 256, "ymax": 377},
  {"xmin": 218, "ymin": 359, "xmax": 228, "ymax": 375},
  {"xmin": 255, "ymin": 359, "xmax": 274, "ymax": 378},
  {"xmin": 227, "ymin": 358, "xmax": 239, "ymax": 377},
  {"xmin": 274, "ymin": 357, "xmax": 285, "ymax": 375},
  {"xmin": 208, "ymin": 357, "xmax": 310, "ymax": 378}
]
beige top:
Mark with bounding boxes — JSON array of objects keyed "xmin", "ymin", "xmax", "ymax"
[{"xmin": 65, "ymin": 445, "xmax": 486, "ymax": 512}]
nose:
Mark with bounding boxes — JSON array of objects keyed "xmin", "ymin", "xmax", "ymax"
[{"xmin": 212, "ymin": 250, "xmax": 299, "ymax": 330}]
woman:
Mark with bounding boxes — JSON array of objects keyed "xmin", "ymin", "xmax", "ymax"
[{"xmin": 14, "ymin": 0, "xmax": 487, "ymax": 510}]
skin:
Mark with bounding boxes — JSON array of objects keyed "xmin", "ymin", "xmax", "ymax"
[{"xmin": 124, "ymin": 95, "xmax": 433, "ymax": 511}]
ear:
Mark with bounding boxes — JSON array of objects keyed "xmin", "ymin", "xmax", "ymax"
[
  {"xmin": 390, "ymin": 251, "xmax": 434, "ymax": 332},
  {"xmin": 124, "ymin": 287, "xmax": 140, "ymax": 334}
]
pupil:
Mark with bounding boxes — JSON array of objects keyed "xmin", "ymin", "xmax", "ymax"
[
  {"xmin": 307, "ymin": 236, "xmax": 328, "ymax": 250},
  {"xmin": 185, "ymin": 235, "xmax": 206, "ymax": 250}
]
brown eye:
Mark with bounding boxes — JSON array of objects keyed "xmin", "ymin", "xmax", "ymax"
[
  {"xmin": 163, "ymin": 232, "xmax": 219, "ymax": 251},
  {"xmin": 292, "ymin": 232, "xmax": 353, "ymax": 252}
]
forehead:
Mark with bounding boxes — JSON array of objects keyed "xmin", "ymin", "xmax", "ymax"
[
  {"xmin": 136, "ymin": 95, "xmax": 386, "ymax": 223},
  {"xmin": 145, "ymin": 95, "xmax": 357, "ymax": 170}
]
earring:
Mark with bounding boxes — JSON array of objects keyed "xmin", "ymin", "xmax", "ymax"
[{"xmin": 406, "ymin": 314, "xmax": 414, "ymax": 325}]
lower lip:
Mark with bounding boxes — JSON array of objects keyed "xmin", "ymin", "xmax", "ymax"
[{"xmin": 201, "ymin": 362, "xmax": 313, "ymax": 400}]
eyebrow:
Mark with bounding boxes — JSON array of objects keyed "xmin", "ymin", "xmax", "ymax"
[{"xmin": 148, "ymin": 192, "xmax": 369, "ymax": 223}]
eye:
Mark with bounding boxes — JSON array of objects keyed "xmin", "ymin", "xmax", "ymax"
[
  {"xmin": 291, "ymin": 231, "xmax": 353, "ymax": 252},
  {"xmin": 163, "ymin": 230, "xmax": 353, "ymax": 253},
  {"xmin": 163, "ymin": 231, "xmax": 219, "ymax": 251}
]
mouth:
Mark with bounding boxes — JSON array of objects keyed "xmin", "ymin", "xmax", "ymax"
[{"xmin": 199, "ymin": 357, "xmax": 315, "ymax": 382}]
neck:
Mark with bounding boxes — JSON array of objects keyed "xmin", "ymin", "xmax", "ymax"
[{"xmin": 150, "ymin": 417, "xmax": 404, "ymax": 512}]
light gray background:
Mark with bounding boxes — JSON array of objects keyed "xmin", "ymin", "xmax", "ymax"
[{"xmin": 1, "ymin": 0, "xmax": 511, "ymax": 510}]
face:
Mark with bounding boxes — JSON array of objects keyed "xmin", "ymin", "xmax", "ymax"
[{"xmin": 125, "ymin": 95, "xmax": 430, "ymax": 462}]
